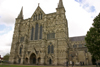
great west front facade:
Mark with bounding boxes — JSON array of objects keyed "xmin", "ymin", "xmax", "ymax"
[{"xmin": 9, "ymin": 0, "xmax": 92, "ymax": 65}]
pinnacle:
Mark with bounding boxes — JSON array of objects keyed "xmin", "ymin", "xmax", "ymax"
[
  {"xmin": 17, "ymin": 7, "xmax": 23, "ymax": 19},
  {"xmin": 58, "ymin": 0, "xmax": 64, "ymax": 8}
]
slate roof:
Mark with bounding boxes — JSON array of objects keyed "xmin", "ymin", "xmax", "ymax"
[{"xmin": 69, "ymin": 36, "xmax": 85, "ymax": 41}]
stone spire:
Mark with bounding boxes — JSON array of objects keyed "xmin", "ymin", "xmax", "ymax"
[
  {"xmin": 58, "ymin": 0, "xmax": 64, "ymax": 8},
  {"xmin": 17, "ymin": 7, "xmax": 23, "ymax": 19}
]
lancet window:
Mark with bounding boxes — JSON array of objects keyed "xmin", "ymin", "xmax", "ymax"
[
  {"xmin": 39, "ymin": 25, "xmax": 42, "ymax": 39},
  {"xmin": 48, "ymin": 44, "xmax": 54, "ymax": 54},
  {"xmin": 36, "ymin": 15, "xmax": 37, "ymax": 20},
  {"xmin": 51, "ymin": 45, "xmax": 54, "ymax": 53},
  {"xmin": 33, "ymin": 13, "xmax": 43, "ymax": 21},
  {"xmin": 19, "ymin": 46, "xmax": 23, "ymax": 55},
  {"xmin": 48, "ymin": 45, "xmax": 50, "ymax": 54},
  {"xmin": 35, "ymin": 23, "xmax": 38, "ymax": 40},
  {"xmin": 41, "ymin": 14, "xmax": 42, "ymax": 19},
  {"xmin": 38, "ymin": 14, "xmax": 40, "ymax": 20},
  {"xmin": 31, "ymin": 27, "xmax": 34, "ymax": 40},
  {"xmin": 33, "ymin": 15, "xmax": 35, "ymax": 21}
]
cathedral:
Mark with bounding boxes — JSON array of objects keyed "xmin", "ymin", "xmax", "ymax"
[{"xmin": 9, "ymin": 0, "xmax": 92, "ymax": 65}]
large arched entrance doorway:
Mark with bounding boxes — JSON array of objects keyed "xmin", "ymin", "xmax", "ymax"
[
  {"xmin": 49, "ymin": 59, "xmax": 52, "ymax": 65},
  {"xmin": 38, "ymin": 57, "xmax": 41, "ymax": 64},
  {"xmin": 30, "ymin": 53, "xmax": 36, "ymax": 64}
]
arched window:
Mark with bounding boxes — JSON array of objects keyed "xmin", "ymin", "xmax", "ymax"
[
  {"xmin": 31, "ymin": 27, "xmax": 34, "ymax": 40},
  {"xmin": 35, "ymin": 23, "xmax": 38, "ymax": 40},
  {"xmin": 48, "ymin": 45, "xmax": 50, "ymax": 54},
  {"xmin": 19, "ymin": 47, "xmax": 22, "ymax": 55},
  {"xmin": 48, "ymin": 44, "xmax": 54, "ymax": 54},
  {"xmin": 41, "ymin": 14, "xmax": 42, "ymax": 19},
  {"xmin": 38, "ymin": 14, "xmax": 40, "ymax": 20},
  {"xmin": 36, "ymin": 15, "xmax": 37, "ymax": 20},
  {"xmin": 34, "ymin": 15, "xmax": 35, "ymax": 21},
  {"xmin": 39, "ymin": 25, "xmax": 42, "ymax": 39},
  {"xmin": 51, "ymin": 45, "xmax": 54, "ymax": 53}
]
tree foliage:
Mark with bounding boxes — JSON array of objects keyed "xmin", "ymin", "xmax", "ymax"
[
  {"xmin": 3, "ymin": 53, "xmax": 10, "ymax": 61},
  {"xmin": 85, "ymin": 13, "xmax": 100, "ymax": 60}
]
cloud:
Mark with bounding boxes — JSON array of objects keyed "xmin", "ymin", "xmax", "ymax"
[
  {"xmin": 0, "ymin": 46, "xmax": 11, "ymax": 57},
  {"xmin": 75, "ymin": 0, "xmax": 84, "ymax": 3},
  {"xmin": 75, "ymin": 0, "xmax": 96, "ymax": 13},
  {"xmin": 0, "ymin": 26, "xmax": 14, "ymax": 57},
  {"xmin": 90, "ymin": 6, "xmax": 95, "ymax": 12},
  {"xmin": 0, "ymin": 24, "xmax": 12, "ymax": 35}
]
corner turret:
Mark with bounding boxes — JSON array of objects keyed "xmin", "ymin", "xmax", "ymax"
[
  {"xmin": 17, "ymin": 7, "xmax": 23, "ymax": 19},
  {"xmin": 56, "ymin": 0, "xmax": 65, "ymax": 14}
]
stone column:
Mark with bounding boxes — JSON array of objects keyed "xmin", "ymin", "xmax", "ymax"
[
  {"xmin": 36, "ymin": 58, "xmax": 38, "ymax": 64},
  {"xmin": 54, "ymin": 58, "xmax": 57, "ymax": 65},
  {"xmin": 28, "ymin": 58, "xmax": 30, "ymax": 64},
  {"xmin": 41, "ymin": 58, "xmax": 44, "ymax": 64},
  {"xmin": 20, "ymin": 58, "xmax": 24, "ymax": 64}
]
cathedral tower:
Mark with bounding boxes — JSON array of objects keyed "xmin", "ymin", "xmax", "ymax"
[{"xmin": 9, "ymin": 7, "xmax": 24, "ymax": 63}]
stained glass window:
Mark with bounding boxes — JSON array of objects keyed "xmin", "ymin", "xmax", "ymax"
[
  {"xmin": 19, "ymin": 47, "xmax": 22, "ymax": 55},
  {"xmin": 41, "ymin": 14, "xmax": 42, "ymax": 19},
  {"xmin": 34, "ymin": 15, "xmax": 35, "ymax": 21},
  {"xmin": 38, "ymin": 14, "xmax": 40, "ymax": 20},
  {"xmin": 36, "ymin": 15, "xmax": 37, "ymax": 20},
  {"xmin": 31, "ymin": 27, "xmax": 34, "ymax": 40},
  {"xmin": 48, "ymin": 45, "xmax": 50, "ymax": 54},
  {"xmin": 51, "ymin": 45, "xmax": 54, "ymax": 53},
  {"xmin": 39, "ymin": 25, "xmax": 42, "ymax": 39},
  {"xmin": 35, "ymin": 23, "xmax": 38, "ymax": 40}
]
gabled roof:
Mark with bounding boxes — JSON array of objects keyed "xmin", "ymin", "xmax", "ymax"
[
  {"xmin": 69, "ymin": 36, "xmax": 85, "ymax": 41},
  {"xmin": 31, "ymin": 5, "xmax": 45, "ymax": 17}
]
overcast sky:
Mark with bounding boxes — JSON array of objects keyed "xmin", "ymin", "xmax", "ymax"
[{"xmin": 0, "ymin": 0, "xmax": 100, "ymax": 57}]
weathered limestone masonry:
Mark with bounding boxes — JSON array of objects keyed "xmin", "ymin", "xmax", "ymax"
[{"xmin": 9, "ymin": 0, "xmax": 92, "ymax": 65}]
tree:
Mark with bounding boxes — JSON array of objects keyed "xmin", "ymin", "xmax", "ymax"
[
  {"xmin": 3, "ymin": 53, "xmax": 10, "ymax": 61},
  {"xmin": 85, "ymin": 13, "xmax": 100, "ymax": 60}
]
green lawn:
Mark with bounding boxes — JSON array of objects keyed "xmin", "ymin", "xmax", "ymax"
[{"xmin": 0, "ymin": 64, "xmax": 96, "ymax": 67}]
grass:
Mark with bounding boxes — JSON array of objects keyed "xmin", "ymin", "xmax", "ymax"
[{"xmin": 0, "ymin": 64, "xmax": 96, "ymax": 67}]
